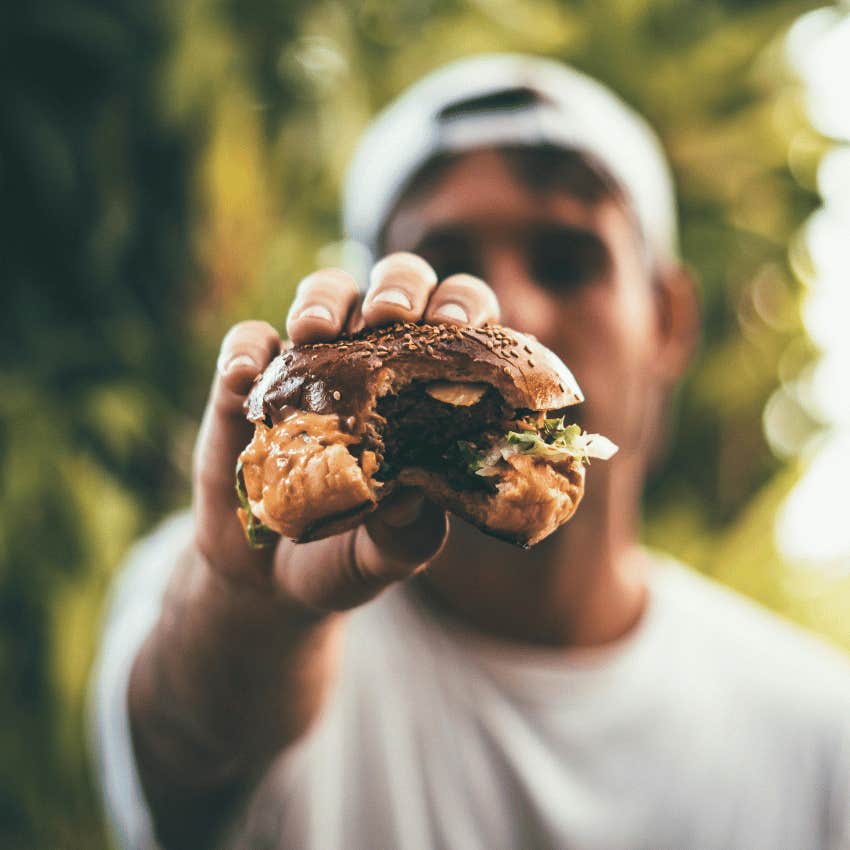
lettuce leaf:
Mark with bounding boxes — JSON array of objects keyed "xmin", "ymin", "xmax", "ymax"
[
  {"xmin": 455, "ymin": 440, "xmax": 487, "ymax": 474},
  {"xmin": 505, "ymin": 416, "xmax": 618, "ymax": 462},
  {"xmin": 464, "ymin": 416, "xmax": 618, "ymax": 478},
  {"xmin": 235, "ymin": 459, "xmax": 278, "ymax": 548}
]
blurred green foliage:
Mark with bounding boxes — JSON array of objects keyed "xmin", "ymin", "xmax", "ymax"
[{"xmin": 2, "ymin": 0, "xmax": 848, "ymax": 847}]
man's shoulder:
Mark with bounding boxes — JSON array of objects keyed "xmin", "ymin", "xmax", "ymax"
[{"xmin": 652, "ymin": 554, "xmax": 850, "ymax": 714}]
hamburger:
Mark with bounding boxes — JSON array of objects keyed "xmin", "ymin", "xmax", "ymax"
[{"xmin": 236, "ymin": 321, "xmax": 617, "ymax": 549}]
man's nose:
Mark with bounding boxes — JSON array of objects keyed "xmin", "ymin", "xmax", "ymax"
[{"xmin": 484, "ymin": 249, "xmax": 554, "ymax": 340}]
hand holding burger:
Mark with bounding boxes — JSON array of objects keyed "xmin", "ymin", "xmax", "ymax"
[{"xmin": 195, "ymin": 253, "xmax": 614, "ymax": 613}]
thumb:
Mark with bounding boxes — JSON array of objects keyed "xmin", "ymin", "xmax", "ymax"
[
  {"xmin": 272, "ymin": 490, "xmax": 448, "ymax": 611},
  {"xmin": 360, "ymin": 489, "xmax": 449, "ymax": 577}
]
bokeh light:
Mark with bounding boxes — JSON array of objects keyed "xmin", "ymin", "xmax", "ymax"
[{"xmin": 777, "ymin": 6, "xmax": 850, "ymax": 575}]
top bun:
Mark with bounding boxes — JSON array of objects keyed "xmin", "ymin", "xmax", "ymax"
[{"xmin": 246, "ymin": 321, "xmax": 583, "ymax": 430}]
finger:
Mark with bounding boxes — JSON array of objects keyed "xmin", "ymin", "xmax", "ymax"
[
  {"xmin": 199, "ymin": 319, "xmax": 281, "ymax": 491},
  {"xmin": 361, "ymin": 493, "xmax": 448, "ymax": 575},
  {"xmin": 194, "ymin": 321, "xmax": 280, "ymax": 566},
  {"xmin": 272, "ymin": 494, "xmax": 449, "ymax": 611},
  {"xmin": 286, "ymin": 268, "xmax": 359, "ymax": 344},
  {"xmin": 361, "ymin": 252, "xmax": 438, "ymax": 327},
  {"xmin": 372, "ymin": 487, "xmax": 425, "ymax": 527},
  {"xmin": 425, "ymin": 273, "xmax": 501, "ymax": 327}
]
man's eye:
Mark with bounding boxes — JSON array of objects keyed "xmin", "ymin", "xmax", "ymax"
[
  {"xmin": 431, "ymin": 256, "xmax": 483, "ymax": 281},
  {"xmin": 531, "ymin": 230, "xmax": 610, "ymax": 294},
  {"xmin": 417, "ymin": 237, "xmax": 481, "ymax": 282}
]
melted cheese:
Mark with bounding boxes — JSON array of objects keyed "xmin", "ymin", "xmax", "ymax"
[
  {"xmin": 239, "ymin": 413, "xmax": 373, "ymax": 539},
  {"xmin": 425, "ymin": 381, "xmax": 488, "ymax": 407}
]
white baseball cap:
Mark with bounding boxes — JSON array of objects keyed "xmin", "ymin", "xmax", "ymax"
[{"xmin": 343, "ymin": 53, "xmax": 678, "ymax": 274}]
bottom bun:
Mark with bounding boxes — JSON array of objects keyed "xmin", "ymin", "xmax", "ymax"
[
  {"xmin": 238, "ymin": 414, "xmax": 585, "ymax": 548},
  {"xmin": 397, "ymin": 453, "xmax": 584, "ymax": 548}
]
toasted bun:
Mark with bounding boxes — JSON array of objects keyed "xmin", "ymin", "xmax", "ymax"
[
  {"xmin": 239, "ymin": 322, "xmax": 586, "ymax": 547},
  {"xmin": 246, "ymin": 322, "xmax": 582, "ymax": 428}
]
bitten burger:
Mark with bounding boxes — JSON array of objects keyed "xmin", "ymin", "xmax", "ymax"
[{"xmin": 236, "ymin": 321, "xmax": 617, "ymax": 548}]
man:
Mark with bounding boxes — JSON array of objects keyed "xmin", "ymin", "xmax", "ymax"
[{"xmin": 91, "ymin": 54, "xmax": 850, "ymax": 850}]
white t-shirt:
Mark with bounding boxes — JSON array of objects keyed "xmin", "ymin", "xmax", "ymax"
[{"xmin": 90, "ymin": 514, "xmax": 850, "ymax": 850}]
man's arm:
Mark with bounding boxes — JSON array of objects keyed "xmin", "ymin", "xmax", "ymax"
[
  {"xmin": 128, "ymin": 500, "xmax": 444, "ymax": 849},
  {"xmin": 124, "ymin": 255, "xmax": 499, "ymax": 849}
]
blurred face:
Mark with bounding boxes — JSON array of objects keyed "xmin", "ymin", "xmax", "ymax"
[{"xmin": 383, "ymin": 149, "xmax": 667, "ymax": 461}]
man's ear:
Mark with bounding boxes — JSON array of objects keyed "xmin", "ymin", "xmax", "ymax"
[{"xmin": 653, "ymin": 263, "xmax": 700, "ymax": 385}]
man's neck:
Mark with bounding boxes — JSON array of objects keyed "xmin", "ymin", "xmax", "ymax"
[{"xmin": 417, "ymin": 468, "xmax": 649, "ymax": 648}]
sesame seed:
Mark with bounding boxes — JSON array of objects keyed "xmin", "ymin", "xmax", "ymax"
[{"xmin": 333, "ymin": 390, "xmax": 341, "ymax": 401}]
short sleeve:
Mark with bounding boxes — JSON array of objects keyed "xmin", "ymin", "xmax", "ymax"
[{"xmin": 87, "ymin": 512, "xmax": 193, "ymax": 850}]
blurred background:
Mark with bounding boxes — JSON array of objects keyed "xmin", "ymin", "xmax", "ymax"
[{"xmin": 2, "ymin": 0, "xmax": 850, "ymax": 846}]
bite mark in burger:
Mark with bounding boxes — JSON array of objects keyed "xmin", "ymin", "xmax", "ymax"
[{"xmin": 235, "ymin": 322, "xmax": 617, "ymax": 548}]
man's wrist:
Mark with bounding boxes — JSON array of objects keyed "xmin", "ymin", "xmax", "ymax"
[{"xmin": 129, "ymin": 541, "xmax": 339, "ymax": 790}]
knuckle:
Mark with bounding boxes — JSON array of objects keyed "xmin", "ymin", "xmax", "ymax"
[
  {"xmin": 295, "ymin": 270, "xmax": 327, "ymax": 296},
  {"xmin": 220, "ymin": 320, "xmax": 278, "ymax": 357},
  {"xmin": 369, "ymin": 253, "xmax": 437, "ymax": 294},
  {"xmin": 228, "ymin": 319, "xmax": 276, "ymax": 340},
  {"xmin": 217, "ymin": 322, "xmax": 278, "ymax": 385},
  {"xmin": 441, "ymin": 272, "xmax": 483, "ymax": 288},
  {"xmin": 440, "ymin": 273, "xmax": 494, "ymax": 301},
  {"xmin": 296, "ymin": 268, "xmax": 359, "ymax": 299},
  {"xmin": 329, "ymin": 269, "xmax": 361, "ymax": 298},
  {"xmin": 220, "ymin": 321, "xmax": 250, "ymax": 351},
  {"xmin": 288, "ymin": 270, "xmax": 360, "ymax": 341}
]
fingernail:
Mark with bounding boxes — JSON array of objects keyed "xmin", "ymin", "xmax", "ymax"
[
  {"xmin": 297, "ymin": 304, "xmax": 334, "ymax": 322},
  {"xmin": 369, "ymin": 288, "xmax": 412, "ymax": 310},
  {"xmin": 218, "ymin": 353, "xmax": 257, "ymax": 376},
  {"xmin": 431, "ymin": 302, "xmax": 469, "ymax": 323}
]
